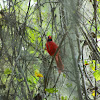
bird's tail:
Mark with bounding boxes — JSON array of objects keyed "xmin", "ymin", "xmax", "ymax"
[{"xmin": 55, "ymin": 55, "xmax": 64, "ymax": 74}]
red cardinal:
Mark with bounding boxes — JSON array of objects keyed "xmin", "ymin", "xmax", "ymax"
[{"xmin": 46, "ymin": 36, "xmax": 64, "ymax": 73}]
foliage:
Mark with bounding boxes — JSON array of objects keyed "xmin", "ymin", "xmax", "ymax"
[
  {"xmin": 45, "ymin": 88, "xmax": 58, "ymax": 93},
  {"xmin": 93, "ymin": 70, "xmax": 100, "ymax": 81},
  {"xmin": 4, "ymin": 68, "xmax": 12, "ymax": 75},
  {"xmin": 61, "ymin": 96, "xmax": 67, "ymax": 100}
]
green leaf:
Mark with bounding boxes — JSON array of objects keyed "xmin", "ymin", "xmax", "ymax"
[
  {"xmin": 65, "ymin": 96, "xmax": 67, "ymax": 100},
  {"xmin": 45, "ymin": 88, "xmax": 58, "ymax": 93},
  {"xmin": 1, "ymin": 75, "xmax": 7, "ymax": 84},
  {"xmin": 27, "ymin": 75, "xmax": 39, "ymax": 85},
  {"xmin": 66, "ymin": 83, "xmax": 72, "ymax": 88},
  {"xmin": 46, "ymin": 32, "xmax": 51, "ymax": 36},
  {"xmin": 97, "ymin": 64, "xmax": 100, "ymax": 68},
  {"xmin": 27, "ymin": 79, "xmax": 33, "ymax": 84},
  {"xmin": 30, "ymin": 51, "xmax": 34, "ymax": 54},
  {"xmin": 93, "ymin": 70, "xmax": 100, "ymax": 81},
  {"xmin": 89, "ymin": 60, "xmax": 96, "ymax": 71},
  {"xmin": 33, "ymin": 77, "xmax": 37, "ymax": 84},
  {"xmin": 17, "ymin": 78, "xmax": 23, "ymax": 82},
  {"xmin": 61, "ymin": 96, "xmax": 64, "ymax": 100},
  {"xmin": 84, "ymin": 60, "xmax": 89, "ymax": 65},
  {"xmin": 4, "ymin": 68, "xmax": 12, "ymax": 75},
  {"xmin": 63, "ymin": 73, "xmax": 66, "ymax": 78},
  {"xmin": 61, "ymin": 96, "xmax": 67, "ymax": 100}
]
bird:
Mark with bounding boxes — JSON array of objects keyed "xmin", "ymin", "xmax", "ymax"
[{"xmin": 46, "ymin": 35, "xmax": 64, "ymax": 73}]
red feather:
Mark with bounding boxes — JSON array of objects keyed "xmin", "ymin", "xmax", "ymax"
[{"xmin": 46, "ymin": 36, "xmax": 64, "ymax": 73}]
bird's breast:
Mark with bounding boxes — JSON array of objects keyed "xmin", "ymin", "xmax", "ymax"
[{"xmin": 46, "ymin": 41, "xmax": 58, "ymax": 56}]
